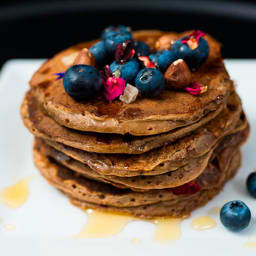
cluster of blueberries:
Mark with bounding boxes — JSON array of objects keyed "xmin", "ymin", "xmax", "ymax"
[
  {"xmin": 63, "ymin": 25, "xmax": 209, "ymax": 101},
  {"xmin": 220, "ymin": 172, "xmax": 256, "ymax": 232}
]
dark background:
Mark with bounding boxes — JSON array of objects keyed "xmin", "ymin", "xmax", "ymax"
[{"xmin": 1, "ymin": 0, "xmax": 256, "ymax": 68}]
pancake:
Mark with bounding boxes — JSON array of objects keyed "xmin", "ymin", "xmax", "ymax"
[
  {"xmin": 36, "ymin": 138, "xmax": 213, "ymax": 190},
  {"xmin": 33, "ymin": 142, "xmax": 241, "ymax": 217},
  {"xmin": 21, "ymin": 27, "xmax": 250, "ymax": 218},
  {"xmin": 35, "ymin": 126, "xmax": 248, "ymax": 191},
  {"xmin": 20, "ymin": 89, "xmax": 224, "ymax": 154},
  {"xmin": 41, "ymin": 94, "xmax": 245, "ymax": 177},
  {"xmin": 29, "ymin": 30, "xmax": 234, "ymax": 136},
  {"xmin": 70, "ymin": 149, "xmax": 240, "ymax": 218}
]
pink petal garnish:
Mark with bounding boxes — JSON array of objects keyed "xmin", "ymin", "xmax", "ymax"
[
  {"xmin": 185, "ymin": 81, "xmax": 207, "ymax": 95},
  {"xmin": 181, "ymin": 30, "xmax": 206, "ymax": 50},
  {"xmin": 100, "ymin": 65, "xmax": 112, "ymax": 85},
  {"xmin": 104, "ymin": 77, "xmax": 126, "ymax": 101},
  {"xmin": 169, "ymin": 181, "xmax": 201, "ymax": 195},
  {"xmin": 138, "ymin": 56, "xmax": 156, "ymax": 68}
]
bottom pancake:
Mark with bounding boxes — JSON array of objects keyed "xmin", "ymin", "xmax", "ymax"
[{"xmin": 33, "ymin": 141, "xmax": 241, "ymax": 217}]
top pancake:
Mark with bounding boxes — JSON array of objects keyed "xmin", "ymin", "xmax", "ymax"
[{"xmin": 29, "ymin": 30, "xmax": 234, "ymax": 136}]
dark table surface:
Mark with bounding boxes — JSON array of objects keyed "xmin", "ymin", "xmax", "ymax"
[{"xmin": 1, "ymin": 0, "xmax": 256, "ymax": 68}]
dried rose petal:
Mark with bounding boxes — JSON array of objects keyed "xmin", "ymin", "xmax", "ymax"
[
  {"xmin": 104, "ymin": 77, "xmax": 126, "ymax": 101},
  {"xmin": 181, "ymin": 30, "xmax": 206, "ymax": 50},
  {"xmin": 104, "ymin": 65, "xmax": 112, "ymax": 77},
  {"xmin": 138, "ymin": 56, "xmax": 156, "ymax": 68},
  {"xmin": 185, "ymin": 81, "xmax": 207, "ymax": 95},
  {"xmin": 170, "ymin": 181, "xmax": 201, "ymax": 195},
  {"xmin": 115, "ymin": 40, "xmax": 135, "ymax": 64},
  {"xmin": 100, "ymin": 65, "xmax": 112, "ymax": 85}
]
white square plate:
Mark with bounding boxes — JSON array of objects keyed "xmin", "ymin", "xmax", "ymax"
[{"xmin": 0, "ymin": 59, "xmax": 256, "ymax": 256}]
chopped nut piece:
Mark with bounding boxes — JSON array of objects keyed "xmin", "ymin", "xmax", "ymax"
[
  {"xmin": 73, "ymin": 48, "xmax": 95, "ymax": 66},
  {"xmin": 155, "ymin": 34, "xmax": 178, "ymax": 50},
  {"xmin": 200, "ymin": 85, "xmax": 208, "ymax": 94},
  {"xmin": 164, "ymin": 59, "xmax": 192, "ymax": 89},
  {"xmin": 119, "ymin": 83, "xmax": 139, "ymax": 104},
  {"xmin": 61, "ymin": 52, "xmax": 79, "ymax": 65}
]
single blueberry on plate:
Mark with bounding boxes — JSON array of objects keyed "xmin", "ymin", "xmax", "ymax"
[
  {"xmin": 247, "ymin": 172, "xmax": 256, "ymax": 198},
  {"xmin": 101, "ymin": 25, "xmax": 131, "ymax": 40},
  {"xmin": 63, "ymin": 65, "xmax": 103, "ymax": 101},
  {"xmin": 149, "ymin": 50, "xmax": 177, "ymax": 71},
  {"xmin": 110, "ymin": 59, "xmax": 139, "ymax": 82},
  {"xmin": 134, "ymin": 41, "xmax": 150, "ymax": 57},
  {"xmin": 89, "ymin": 41, "xmax": 107, "ymax": 66},
  {"xmin": 135, "ymin": 68, "xmax": 165, "ymax": 97},
  {"xmin": 173, "ymin": 37, "xmax": 209, "ymax": 70},
  {"xmin": 104, "ymin": 32, "xmax": 133, "ymax": 56},
  {"xmin": 220, "ymin": 200, "xmax": 251, "ymax": 232}
]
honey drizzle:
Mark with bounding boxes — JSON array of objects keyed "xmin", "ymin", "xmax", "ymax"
[
  {"xmin": 75, "ymin": 210, "xmax": 183, "ymax": 242},
  {"xmin": 3, "ymin": 224, "xmax": 15, "ymax": 232},
  {"xmin": 244, "ymin": 241, "xmax": 256, "ymax": 248},
  {"xmin": 153, "ymin": 218, "xmax": 182, "ymax": 242},
  {"xmin": 131, "ymin": 237, "xmax": 141, "ymax": 244},
  {"xmin": 244, "ymin": 237, "xmax": 256, "ymax": 248},
  {"xmin": 0, "ymin": 176, "xmax": 33, "ymax": 208},
  {"xmin": 208, "ymin": 207, "xmax": 221, "ymax": 215},
  {"xmin": 191, "ymin": 216, "xmax": 216, "ymax": 231},
  {"xmin": 75, "ymin": 211, "xmax": 132, "ymax": 238}
]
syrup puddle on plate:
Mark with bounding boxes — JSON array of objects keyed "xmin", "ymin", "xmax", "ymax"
[
  {"xmin": 3, "ymin": 224, "xmax": 15, "ymax": 232},
  {"xmin": 191, "ymin": 216, "xmax": 217, "ymax": 231},
  {"xmin": 208, "ymin": 206, "xmax": 221, "ymax": 215},
  {"xmin": 131, "ymin": 237, "xmax": 141, "ymax": 244},
  {"xmin": 75, "ymin": 210, "xmax": 133, "ymax": 238},
  {"xmin": 75, "ymin": 210, "xmax": 183, "ymax": 242},
  {"xmin": 244, "ymin": 237, "xmax": 256, "ymax": 248},
  {"xmin": 244, "ymin": 241, "xmax": 256, "ymax": 248},
  {"xmin": 153, "ymin": 218, "xmax": 182, "ymax": 243},
  {"xmin": 0, "ymin": 176, "xmax": 33, "ymax": 208}
]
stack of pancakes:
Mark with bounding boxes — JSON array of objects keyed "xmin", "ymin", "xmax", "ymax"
[{"xmin": 21, "ymin": 30, "xmax": 249, "ymax": 218}]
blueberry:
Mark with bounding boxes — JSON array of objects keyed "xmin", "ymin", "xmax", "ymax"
[
  {"xmin": 172, "ymin": 37, "xmax": 209, "ymax": 70},
  {"xmin": 101, "ymin": 25, "xmax": 131, "ymax": 40},
  {"xmin": 220, "ymin": 200, "xmax": 251, "ymax": 232},
  {"xmin": 149, "ymin": 50, "xmax": 177, "ymax": 71},
  {"xmin": 110, "ymin": 59, "xmax": 139, "ymax": 82},
  {"xmin": 247, "ymin": 172, "xmax": 256, "ymax": 198},
  {"xmin": 63, "ymin": 65, "xmax": 103, "ymax": 101},
  {"xmin": 89, "ymin": 41, "xmax": 106, "ymax": 66},
  {"xmin": 135, "ymin": 68, "xmax": 165, "ymax": 97},
  {"xmin": 134, "ymin": 41, "xmax": 150, "ymax": 57},
  {"xmin": 104, "ymin": 32, "xmax": 133, "ymax": 56}
]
